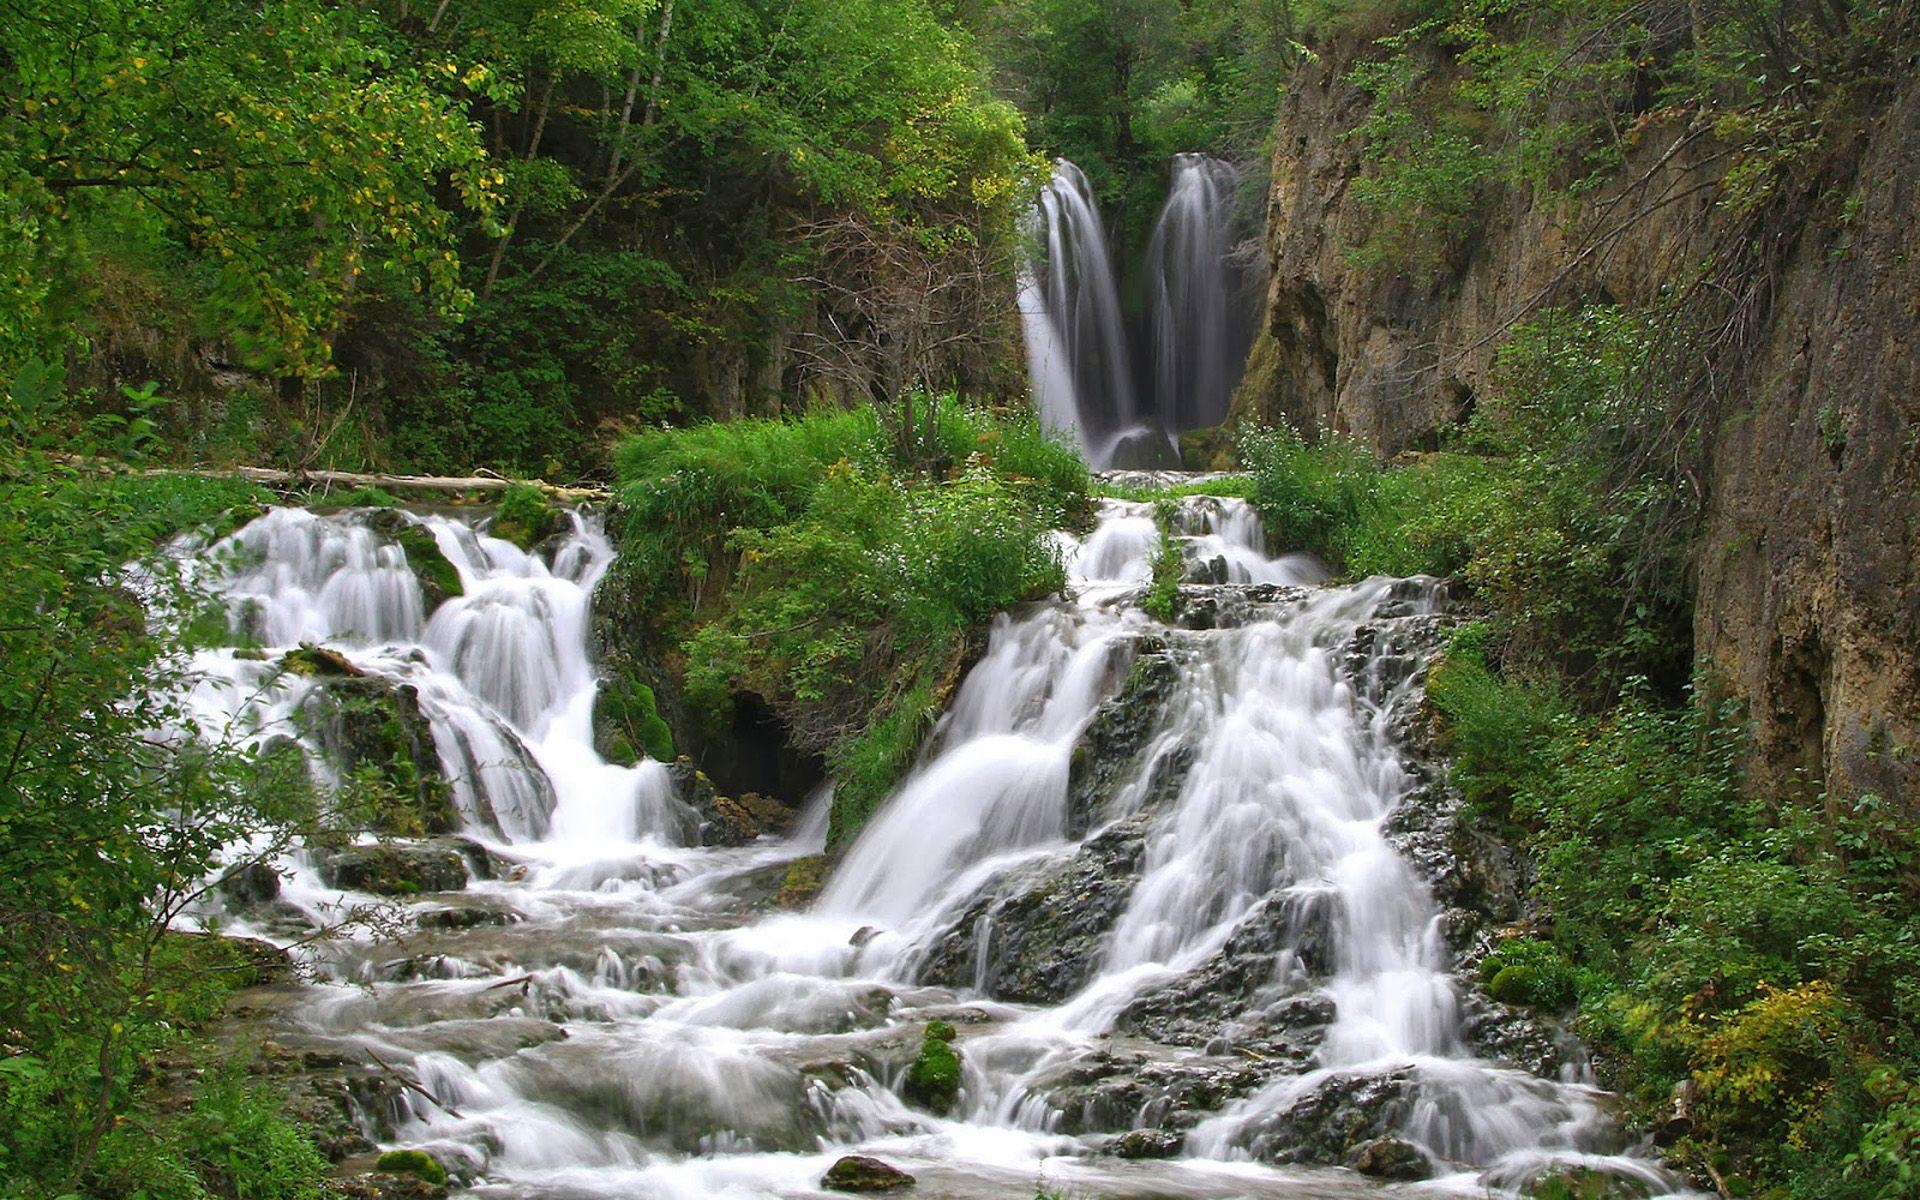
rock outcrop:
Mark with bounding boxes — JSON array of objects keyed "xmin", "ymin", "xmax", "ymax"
[{"xmin": 1240, "ymin": 43, "xmax": 1920, "ymax": 809}]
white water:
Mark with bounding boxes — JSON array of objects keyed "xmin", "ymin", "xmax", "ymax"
[
  {"xmin": 179, "ymin": 499, "xmax": 1692, "ymax": 1200},
  {"xmin": 1021, "ymin": 156, "xmax": 1256, "ymax": 461},
  {"xmin": 1145, "ymin": 154, "xmax": 1254, "ymax": 432}
]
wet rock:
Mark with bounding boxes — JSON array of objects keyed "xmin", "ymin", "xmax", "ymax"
[
  {"xmin": 1346, "ymin": 1135, "xmax": 1432, "ymax": 1180},
  {"xmin": 1036, "ymin": 1050, "xmax": 1265, "ymax": 1135},
  {"xmin": 296, "ymin": 673, "xmax": 458, "ymax": 837},
  {"xmin": 1237, "ymin": 1068, "xmax": 1419, "ymax": 1166},
  {"xmin": 1458, "ymin": 990, "xmax": 1581, "ymax": 1078},
  {"xmin": 1107, "ymin": 1128, "xmax": 1184, "ymax": 1158},
  {"xmin": 919, "ymin": 817, "xmax": 1146, "ymax": 1003},
  {"xmin": 414, "ymin": 898, "xmax": 519, "ymax": 931},
  {"xmin": 1174, "ymin": 584, "xmax": 1310, "ymax": 631},
  {"xmin": 319, "ymin": 843, "xmax": 468, "ymax": 896},
  {"xmin": 1114, "ymin": 891, "xmax": 1338, "ymax": 1054},
  {"xmin": 665, "ymin": 759, "xmax": 790, "ymax": 846},
  {"xmin": 1065, "ymin": 638, "xmax": 1182, "ymax": 834},
  {"xmin": 331, "ymin": 1173, "xmax": 448, "ymax": 1200},
  {"xmin": 218, "ymin": 861, "xmax": 282, "ymax": 906},
  {"xmin": 821, "ymin": 1155, "xmax": 916, "ymax": 1193},
  {"xmin": 364, "ymin": 509, "xmax": 463, "ymax": 614}
]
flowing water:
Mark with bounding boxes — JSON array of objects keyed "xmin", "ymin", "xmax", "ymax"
[
  {"xmin": 181, "ymin": 500, "xmax": 1693, "ymax": 1200},
  {"xmin": 1144, "ymin": 155, "xmax": 1255, "ymax": 434},
  {"xmin": 1021, "ymin": 156, "xmax": 1256, "ymax": 463}
]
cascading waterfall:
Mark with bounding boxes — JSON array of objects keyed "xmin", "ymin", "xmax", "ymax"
[
  {"xmin": 179, "ymin": 499, "xmax": 1696, "ymax": 1200},
  {"xmin": 1020, "ymin": 155, "xmax": 1256, "ymax": 463},
  {"xmin": 1019, "ymin": 161, "xmax": 1160, "ymax": 468},
  {"xmin": 1145, "ymin": 154, "xmax": 1254, "ymax": 432}
]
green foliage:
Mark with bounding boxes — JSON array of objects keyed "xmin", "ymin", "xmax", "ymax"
[
  {"xmin": 0, "ymin": 407, "xmax": 324, "ymax": 1196},
  {"xmin": 608, "ymin": 404, "xmax": 1087, "ymax": 849},
  {"xmin": 374, "ymin": 1149, "xmax": 450, "ymax": 1186},
  {"xmin": 491, "ymin": 483, "xmax": 565, "ymax": 551},
  {"xmin": 0, "ymin": 0, "xmax": 496, "ymax": 380},
  {"xmin": 1478, "ymin": 937, "xmax": 1594, "ymax": 1011},
  {"xmin": 1141, "ymin": 500, "xmax": 1184, "ymax": 623},
  {"xmin": 598, "ymin": 673, "xmax": 677, "ymax": 764}
]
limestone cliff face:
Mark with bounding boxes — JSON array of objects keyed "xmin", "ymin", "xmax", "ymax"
[
  {"xmin": 1693, "ymin": 80, "xmax": 1920, "ymax": 806},
  {"xmin": 1238, "ymin": 53, "xmax": 1721, "ymax": 453},
  {"xmin": 1242, "ymin": 54, "xmax": 1920, "ymax": 805}
]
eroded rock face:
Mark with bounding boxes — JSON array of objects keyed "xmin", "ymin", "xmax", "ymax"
[
  {"xmin": 918, "ymin": 817, "xmax": 1149, "ymax": 1003},
  {"xmin": 1235, "ymin": 1068, "xmax": 1420, "ymax": 1166},
  {"xmin": 1242, "ymin": 36, "xmax": 1920, "ymax": 815}
]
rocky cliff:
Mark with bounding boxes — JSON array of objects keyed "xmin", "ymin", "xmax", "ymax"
[{"xmin": 1237, "ymin": 47, "xmax": 1920, "ymax": 807}]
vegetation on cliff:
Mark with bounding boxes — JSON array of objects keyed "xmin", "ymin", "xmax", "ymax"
[{"xmin": 1240, "ymin": 295, "xmax": 1920, "ymax": 1197}]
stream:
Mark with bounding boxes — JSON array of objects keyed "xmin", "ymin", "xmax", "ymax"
[{"xmin": 180, "ymin": 495, "xmax": 1691, "ymax": 1199}]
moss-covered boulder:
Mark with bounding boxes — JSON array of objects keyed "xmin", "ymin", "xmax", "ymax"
[
  {"xmin": 820, "ymin": 1154, "xmax": 915, "ymax": 1193},
  {"xmin": 319, "ymin": 843, "xmax": 468, "ymax": 896},
  {"xmin": 774, "ymin": 855, "xmax": 827, "ymax": 909},
  {"xmin": 594, "ymin": 670, "xmax": 675, "ymax": 765},
  {"xmin": 294, "ymin": 671, "xmax": 456, "ymax": 837},
  {"xmin": 373, "ymin": 1150, "xmax": 448, "ymax": 1186},
  {"xmin": 489, "ymin": 484, "xmax": 565, "ymax": 552},
  {"xmin": 902, "ymin": 1021, "xmax": 961, "ymax": 1115},
  {"xmin": 364, "ymin": 509, "xmax": 463, "ymax": 613}
]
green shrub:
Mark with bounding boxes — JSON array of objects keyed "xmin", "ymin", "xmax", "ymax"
[
  {"xmin": 607, "ymin": 404, "xmax": 1088, "ymax": 850},
  {"xmin": 1141, "ymin": 499, "xmax": 1183, "ymax": 623},
  {"xmin": 490, "ymin": 483, "xmax": 564, "ymax": 551}
]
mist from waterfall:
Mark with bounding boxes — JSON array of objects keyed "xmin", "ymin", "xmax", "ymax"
[{"xmin": 1021, "ymin": 156, "xmax": 1256, "ymax": 466}]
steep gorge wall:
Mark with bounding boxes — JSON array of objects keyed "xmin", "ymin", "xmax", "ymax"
[{"xmin": 1238, "ymin": 53, "xmax": 1920, "ymax": 806}]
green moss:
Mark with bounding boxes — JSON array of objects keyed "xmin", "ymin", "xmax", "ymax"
[
  {"xmin": 375, "ymin": 1149, "xmax": 449, "ymax": 1186},
  {"xmin": 392, "ymin": 522, "xmax": 463, "ymax": 605},
  {"xmin": 774, "ymin": 855, "xmax": 828, "ymax": 908},
  {"xmin": 903, "ymin": 1022, "xmax": 962, "ymax": 1114},
  {"xmin": 491, "ymin": 483, "xmax": 564, "ymax": 551},
  {"xmin": 596, "ymin": 671, "xmax": 675, "ymax": 765}
]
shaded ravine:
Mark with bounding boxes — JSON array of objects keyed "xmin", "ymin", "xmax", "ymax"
[{"xmin": 181, "ymin": 497, "xmax": 1693, "ymax": 1200}]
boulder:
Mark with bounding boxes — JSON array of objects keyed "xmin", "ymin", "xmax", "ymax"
[
  {"xmin": 821, "ymin": 1155, "xmax": 916, "ymax": 1193},
  {"xmin": 1346, "ymin": 1135, "xmax": 1432, "ymax": 1180},
  {"xmin": 320, "ymin": 843, "xmax": 468, "ymax": 896}
]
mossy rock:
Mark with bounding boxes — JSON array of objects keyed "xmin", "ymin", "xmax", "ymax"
[
  {"xmin": 283, "ymin": 644, "xmax": 365, "ymax": 678},
  {"xmin": 374, "ymin": 1150, "xmax": 448, "ymax": 1187},
  {"xmin": 902, "ymin": 1022, "xmax": 961, "ymax": 1114},
  {"xmin": 489, "ymin": 484, "xmax": 564, "ymax": 552},
  {"xmin": 320, "ymin": 843, "xmax": 467, "ymax": 896},
  {"xmin": 594, "ymin": 671, "xmax": 675, "ymax": 765},
  {"xmin": 364, "ymin": 510, "xmax": 463, "ymax": 613},
  {"xmin": 775, "ymin": 855, "xmax": 828, "ymax": 909},
  {"xmin": 1522, "ymin": 1166, "xmax": 1657, "ymax": 1199},
  {"xmin": 296, "ymin": 675, "xmax": 456, "ymax": 837},
  {"xmin": 821, "ymin": 1154, "xmax": 915, "ymax": 1193}
]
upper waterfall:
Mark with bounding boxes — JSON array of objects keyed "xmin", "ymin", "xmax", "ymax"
[{"xmin": 1021, "ymin": 157, "xmax": 1258, "ymax": 466}]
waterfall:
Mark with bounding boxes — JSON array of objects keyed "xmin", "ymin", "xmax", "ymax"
[
  {"xmin": 1019, "ymin": 161, "xmax": 1166, "ymax": 469},
  {"xmin": 1145, "ymin": 154, "xmax": 1253, "ymax": 432},
  {"xmin": 178, "ymin": 499, "xmax": 1698, "ymax": 1200},
  {"xmin": 1020, "ymin": 156, "xmax": 1255, "ymax": 464}
]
